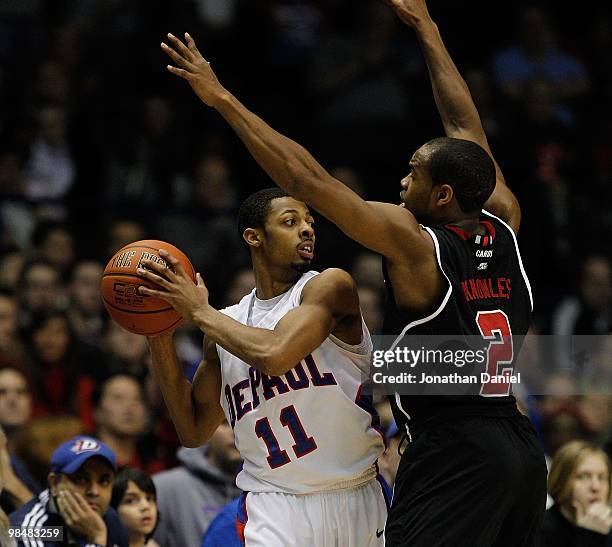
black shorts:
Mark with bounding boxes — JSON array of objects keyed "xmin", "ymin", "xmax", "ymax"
[{"xmin": 385, "ymin": 414, "xmax": 547, "ymax": 547}]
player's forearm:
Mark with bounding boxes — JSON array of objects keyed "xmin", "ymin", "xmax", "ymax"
[
  {"xmin": 147, "ymin": 336, "xmax": 211, "ymax": 446},
  {"xmin": 414, "ymin": 19, "xmax": 484, "ymax": 139},
  {"xmin": 193, "ymin": 306, "xmax": 291, "ymax": 375},
  {"xmin": 214, "ymin": 93, "xmax": 331, "ymax": 207}
]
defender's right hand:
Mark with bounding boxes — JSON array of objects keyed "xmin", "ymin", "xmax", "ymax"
[{"xmin": 161, "ymin": 32, "xmax": 226, "ymax": 107}]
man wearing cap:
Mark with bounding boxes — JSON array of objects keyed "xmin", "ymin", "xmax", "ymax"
[{"xmin": 9, "ymin": 436, "xmax": 128, "ymax": 547}]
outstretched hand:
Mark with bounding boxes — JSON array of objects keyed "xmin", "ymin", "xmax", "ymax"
[
  {"xmin": 137, "ymin": 249, "xmax": 210, "ymax": 325},
  {"xmin": 161, "ymin": 32, "xmax": 226, "ymax": 107},
  {"xmin": 383, "ymin": 0, "xmax": 432, "ymax": 27}
]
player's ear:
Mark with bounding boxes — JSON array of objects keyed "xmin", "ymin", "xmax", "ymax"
[
  {"xmin": 243, "ymin": 228, "xmax": 262, "ymax": 249},
  {"xmin": 437, "ymin": 184, "xmax": 454, "ymax": 206}
]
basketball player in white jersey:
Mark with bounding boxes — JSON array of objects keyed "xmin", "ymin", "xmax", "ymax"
[{"xmin": 137, "ymin": 188, "xmax": 388, "ymax": 546}]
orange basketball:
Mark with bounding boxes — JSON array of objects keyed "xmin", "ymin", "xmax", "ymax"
[{"xmin": 101, "ymin": 240, "xmax": 196, "ymax": 336}]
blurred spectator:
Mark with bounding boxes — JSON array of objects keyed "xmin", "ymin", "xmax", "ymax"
[
  {"xmin": 67, "ymin": 259, "xmax": 106, "ymax": 343},
  {"xmin": 222, "ymin": 268, "xmax": 255, "ymax": 307},
  {"xmin": 0, "ymin": 364, "xmax": 32, "ymax": 439},
  {"xmin": 0, "ymin": 425, "xmax": 34, "ymax": 515},
  {"xmin": 16, "ymin": 259, "xmax": 63, "ymax": 321},
  {"xmin": 111, "ymin": 467, "xmax": 160, "ymax": 547},
  {"xmin": 12, "ymin": 416, "xmax": 84, "ymax": 488},
  {"xmin": 153, "ymin": 422, "xmax": 241, "ymax": 547},
  {"xmin": 0, "ymin": 290, "xmax": 24, "ymax": 361},
  {"xmin": 23, "ymin": 103, "xmax": 76, "ymax": 219},
  {"xmin": 158, "ymin": 151, "xmax": 242, "ymax": 285},
  {"xmin": 31, "ymin": 219, "xmax": 76, "ymax": 277},
  {"xmin": 553, "ymin": 256, "xmax": 612, "ymax": 336},
  {"xmin": 23, "ymin": 310, "xmax": 102, "ymax": 425},
  {"xmin": 106, "ymin": 219, "xmax": 147, "ymax": 259},
  {"xmin": 351, "ymin": 252, "xmax": 384, "ymax": 292},
  {"xmin": 0, "ymin": 148, "xmax": 32, "ymax": 250},
  {"xmin": 104, "ymin": 323, "xmax": 149, "ymax": 379},
  {"xmin": 492, "ymin": 7, "xmax": 589, "ymax": 104},
  {"xmin": 0, "ymin": 251, "xmax": 24, "ymax": 292},
  {"xmin": 357, "ymin": 286, "xmax": 383, "ymax": 335},
  {"xmin": 9, "ymin": 436, "xmax": 129, "ymax": 547},
  {"xmin": 541, "ymin": 440, "xmax": 611, "ymax": 546},
  {"xmin": 93, "ymin": 374, "xmax": 164, "ymax": 474},
  {"xmin": 200, "ymin": 496, "xmax": 241, "ymax": 547}
]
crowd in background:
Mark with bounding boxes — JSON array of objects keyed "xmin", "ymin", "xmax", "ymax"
[{"xmin": 0, "ymin": 0, "xmax": 610, "ymax": 544}]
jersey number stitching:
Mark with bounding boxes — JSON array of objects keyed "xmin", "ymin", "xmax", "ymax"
[
  {"xmin": 476, "ymin": 310, "xmax": 514, "ymax": 397},
  {"xmin": 255, "ymin": 405, "xmax": 318, "ymax": 469}
]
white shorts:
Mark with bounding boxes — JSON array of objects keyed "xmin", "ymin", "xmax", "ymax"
[{"xmin": 236, "ymin": 477, "xmax": 390, "ymax": 546}]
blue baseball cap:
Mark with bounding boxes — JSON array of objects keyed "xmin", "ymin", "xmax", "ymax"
[{"xmin": 50, "ymin": 436, "xmax": 117, "ymax": 475}]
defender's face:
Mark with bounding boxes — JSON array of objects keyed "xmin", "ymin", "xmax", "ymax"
[
  {"xmin": 261, "ymin": 197, "xmax": 315, "ymax": 273},
  {"xmin": 400, "ymin": 148, "xmax": 435, "ymax": 223}
]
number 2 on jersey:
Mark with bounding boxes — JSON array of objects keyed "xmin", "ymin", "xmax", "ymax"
[
  {"xmin": 476, "ymin": 310, "xmax": 514, "ymax": 397},
  {"xmin": 255, "ymin": 405, "xmax": 318, "ymax": 469}
]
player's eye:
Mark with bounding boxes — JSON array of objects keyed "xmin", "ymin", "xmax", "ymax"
[{"xmin": 284, "ymin": 218, "xmax": 295, "ymax": 226}]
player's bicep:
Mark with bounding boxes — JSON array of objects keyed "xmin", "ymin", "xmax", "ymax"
[{"xmin": 191, "ymin": 337, "xmax": 225, "ymax": 441}]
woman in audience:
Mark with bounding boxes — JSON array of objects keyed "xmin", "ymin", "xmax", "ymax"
[{"xmin": 542, "ymin": 440, "xmax": 612, "ymax": 546}]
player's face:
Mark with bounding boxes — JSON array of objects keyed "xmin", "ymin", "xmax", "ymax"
[
  {"xmin": 51, "ymin": 457, "xmax": 115, "ymax": 516},
  {"xmin": 571, "ymin": 453, "xmax": 610, "ymax": 507},
  {"xmin": 117, "ymin": 480, "xmax": 157, "ymax": 537},
  {"xmin": 262, "ymin": 197, "xmax": 315, "ymax": 273},
  {"xmin": 400, "ymin": 148, "xmax": 436, "ymax": 223}
]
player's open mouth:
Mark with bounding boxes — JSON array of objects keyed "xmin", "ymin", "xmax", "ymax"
[{"xmin": 297, "ymin": 242, "xmax": 314, "ymax": 260}]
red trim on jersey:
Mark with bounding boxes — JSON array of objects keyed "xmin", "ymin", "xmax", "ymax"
[
  {"xmin": 483, "ymin": 235, "xmax": 489, "ymax": 246},
  {"xmin": 445, "ymin": 225, "xmax": 471, "ymax": 240},
  {"xmin": 480, "ymin": 220, "xmax": 496, "ymax": 239}
]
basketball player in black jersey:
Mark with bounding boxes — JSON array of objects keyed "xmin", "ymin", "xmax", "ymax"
[{"xmin": 161, "ymin": 0, "xmax": 547, "ymax": 544}]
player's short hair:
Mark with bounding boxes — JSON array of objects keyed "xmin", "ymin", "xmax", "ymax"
[
  {"xmin": 547, "ymin": 440, "xmax": 612, "ymax": 505},
  {"xmin": 423, "ymin": 137, "xmax": 496, "ymax": 213},
  {"xmin": 237, "ymin": 188, "xmax": 289, "ymax": 242}
]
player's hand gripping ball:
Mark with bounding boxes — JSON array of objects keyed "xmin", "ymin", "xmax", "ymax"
[{"xmin": 101, "ymin": 240, "xmax": 195, "ymax": 336}]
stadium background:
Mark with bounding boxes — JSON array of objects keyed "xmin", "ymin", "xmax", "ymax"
[{"xmin": 0, "ymin": 0, "xmax": 609, "ymax": 537}]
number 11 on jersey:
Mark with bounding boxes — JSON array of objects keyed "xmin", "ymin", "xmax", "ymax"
[{"xmin": 255, "ymin": 405, "xmax": 318, "ymax": 469}]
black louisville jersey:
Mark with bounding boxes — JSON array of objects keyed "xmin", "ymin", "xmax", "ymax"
[{"xmin": 384, "ymin": 210, "xmax": 533, "ymax": 431}]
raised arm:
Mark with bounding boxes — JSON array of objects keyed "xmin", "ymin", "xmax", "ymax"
[
  {"xmin": 160, "ymin": 33, "xmax": 427, "ymax": 260},
  {"xmin": 147, "ymin": 333, "xmax": 225, "ymax": 448},
  {"xmin": 138, "ymin": 254, "xmax": 361, "ymax": 376},
  {"xmin": 386, "ymin": 0, "xmax": 521, "ymax": 233}
]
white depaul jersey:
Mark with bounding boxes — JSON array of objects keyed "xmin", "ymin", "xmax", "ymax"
[{"xmin": 217, "ymin": 271, "xmax": 384, "ymax": 494}]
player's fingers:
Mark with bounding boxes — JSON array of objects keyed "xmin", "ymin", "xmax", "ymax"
[
  {"xmin": 196, "ymin": 272, "xmax": 206, "ymax": 287},
  {"xmin": 184, "ymin": 32, "xmax": 204, "ymax": 59},
  {"xmin": 161, "ymin": 42, "xmax": 192, "ymax": 70},
  {"xmin": 140, "ymin": 258, "xmax": 175, "ymax": 278},
  {"xmin": 138, "ymin": 286, "xmax": 167, "ymax": 299},
  {"xmin": 158, "ymin": 249, "xmax": 186, "ymax": 277},
  {"xmin": 166, "ymin": 33, "xmax": 194, "ymax": 62},
  {"xmin": 166, "ymin": 65, "xmax": 192, "ymax": 80},
  {"xmin": 137, "ymin": 268, "xmax": 171, "ymax": 289}
]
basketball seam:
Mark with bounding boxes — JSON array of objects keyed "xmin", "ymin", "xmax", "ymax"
[
  {"xmin": 148, "ymin": 315, "xmax": 183, "ymax": 336},
  {"xmin": 101, "ymin": 296, "xmax": 175, "ymax": 314}
]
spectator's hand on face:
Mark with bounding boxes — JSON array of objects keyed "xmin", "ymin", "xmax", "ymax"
[
  {"xmin": 57, "ymin": 489, "xmax": 107, "ymax": 545},
  {"xmin": 573, "ymin": 499, "xmax": 612, "ymax": 535}
]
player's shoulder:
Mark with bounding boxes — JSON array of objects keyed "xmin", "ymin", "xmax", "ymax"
[
  {"xmin": 303, "ymin": 268, "xmax": 356, "ymax": 293},
  {"xmin": 301, "ymin": 268, "xmax": 358, "ymax": 308}
]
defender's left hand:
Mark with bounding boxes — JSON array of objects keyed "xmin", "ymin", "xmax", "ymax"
[{"xmin": 138, "ymin": 248, "xmax": 210, "ymax": 322}]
